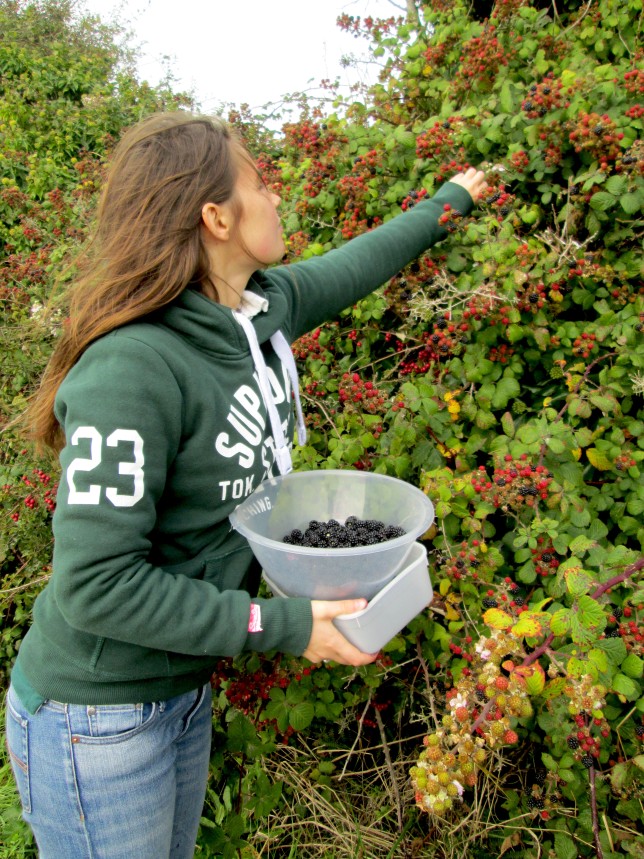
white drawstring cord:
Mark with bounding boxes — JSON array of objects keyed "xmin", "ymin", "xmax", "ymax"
[{"xmin": 234, "ymin": 312, "xmax": 307, "ymax": 475}]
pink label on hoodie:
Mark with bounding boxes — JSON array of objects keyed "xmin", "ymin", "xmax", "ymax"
[{"xmin": 248, "ymin": 603, "xmax": 263, "ymax": 633}]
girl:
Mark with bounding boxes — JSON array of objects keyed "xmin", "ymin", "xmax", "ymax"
[{"xmin": 5, "ymin": 112, "xmax": 486, "ymax": 858}]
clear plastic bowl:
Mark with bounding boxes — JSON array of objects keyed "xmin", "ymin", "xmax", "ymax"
[{"xmin": 229, "ymin": 469, "xmax": 435, "ymax": 600}]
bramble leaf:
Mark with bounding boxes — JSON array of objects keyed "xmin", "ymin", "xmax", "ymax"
[
  {"xmin": 511, "ymin": 613, "xmax": 543, "ymax": 638},
  {"xmin": 483, "ymin": 608, "xmax": 514, "ymax": 629}
]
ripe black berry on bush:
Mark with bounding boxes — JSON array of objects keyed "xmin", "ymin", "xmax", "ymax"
[
  {"xmin": 482, "ymin": 598, "xmax": 498, "ymax": 608},
  {"xmin": 581, "ymin": 755, "xmax": 594, "ymax": 769},
  {"xmin": 282, "ymin": 517, "xmax": 406, "ymax": 548},
  {"xmin": 567, "ymin": 736, "xmax": 580, "ymax": 750},
  {"xmin": 635, "ymin": 724, "xmax": 644, "ymax": 738}
]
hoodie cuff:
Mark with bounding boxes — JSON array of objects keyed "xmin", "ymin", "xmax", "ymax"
[{"xmin": 243, "ymin": 595, "xmax": 313, "ymax": 656}]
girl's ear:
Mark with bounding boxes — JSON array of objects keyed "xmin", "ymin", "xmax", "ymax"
[{"xmin": 201, "ymin": 201, "xmax": 231, "ymax": 241}]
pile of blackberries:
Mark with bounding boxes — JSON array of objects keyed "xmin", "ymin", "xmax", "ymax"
[{"xmin": 282, "ymin": 516, "xmax": 406, "ymax": 549}]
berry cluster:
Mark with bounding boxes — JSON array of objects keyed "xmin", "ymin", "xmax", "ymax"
[
  {"xmin": 623, "ymin": 68, "xmax": 644, "ymax": 95},
  {"xmin": 401, "ymin": 187, "xmax": 427, "ymax": 211},
  {"xmin": 471, "ymin": 455, "xmax": 554, "ymax": 510},
  {"xmin": 415, "ymin": 118, "xmax": 462, "ymax": 161},
  {"xmin": 568, "ymin": 111, "xmax": 624, "ymax": 164},
  {"xmin": 521, "ymin": 74, "xmax": 566, "ymax": 119},
  {"xmin": 614, "ymin": 452, "xmax": 637, "ymax": 472},
  {"xmin": 510, "ymin": 150, "xmax": 530, "ymax": 171},
  {"xmin": 572, "ymin": 331, "xmax": 597, "ymax": 358},
  {"xmin": 292, "ymin": 328, "xmax": 333, "ymax": 363},
  {"xmin": 338, "ymin": 372, "xmax": 387, "ymax": 414},
  {"xmin": 411, "ymin": 629, "xmax": 533, "ymax": 817},
  {"xmin": 384, "ymin": 255, "xmax": 441, "ymax": 316},
  {"xmin": 483, "ymin": 184, "xmax": 515, "ymax": 219},
  {"xmin": 452, "ymin": 30, "xmax": 511, "ymax": 95},
  {"xmin": 488, "ymin": 343, "xmax": 514, "ymax": 363},
  {"xmin": 531, "ymin": 542, "xmax": 561, "ymax": 577},
  {"xmin": 282, "ymin": 517, "xmax": 406, "ymax": 548},
  {"xmin": 338, "ymin": 150, "xmax": 382, "ymax": 231},
  {"xmin": 434, "ymin": 539, "xmax": 501, "ymax": 584},
  {"xmin": 438, "ymin": 203, "xmax": 464, "ymax": 233},
  {"xmin": 516, "ymin": 281, "xmax": 547, "ymax": 313}
]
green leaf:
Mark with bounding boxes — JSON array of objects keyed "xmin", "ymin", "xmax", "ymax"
[
  {"xmin": 546, "ymin": 436, "xmax": 566, "ymax": 454},
  {"xmin": 501, "ymin": 411, "xmax": 515, "ymax": 437},
  {"xmin": 589, "ymin": 191, "xmax": 616, "ymax": 211},
  {"xmin": 620, "ymin": 192, "xmax": 642, "ymax": 214},
  {"xmin": 588, "ymin": 648, "xmax": 609, "ymax": 674},
  {"xmin": 568, "ymin": 535, "xmax": 595, "ymax": 556},
  {"xmin": 554, "ymin": 832, "xmax": 578, "ymax": 859},
  {"xmin": 612, "ymin": 673, "xmax": 641, "ymax": 700},
  {"xmin": 587, "ymin": 447, "xmax": 613, "ymax": 470},
  {"xmin": 565, "ymin": 567, "xmax": 594, "ymax": 597},
  {"xmin": 604, "ymin": 175, "xmax": 627, "ymax": 195},
  {"xmin": 621, "ymin": 652, "xmax": 644, "ymax": 679},
  {"xmin": 577, "ymin": 594, "xmax": 606, "ymax": 630},
  {"xmin": 596, "ymin": 637, "xmax": 628, "ymax": 665},
  {"xmin": 550, "ymin": 608, "xmax": 570, "ymax": 635},
  {"xmin": 289, "ymin": 701, "xmax": 315, "ymax": 731}
]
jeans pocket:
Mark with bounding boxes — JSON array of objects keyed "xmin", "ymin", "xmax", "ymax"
[
  {"xmin": 5, "ymin": 689, "xmax": 32, "ymax": 814},
  {"xmin": 69, "ymin": 700, "xmax": 158, "ymax": 744}
]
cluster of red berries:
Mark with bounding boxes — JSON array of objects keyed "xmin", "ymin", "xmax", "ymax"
[
  {"xmin": 605, "ymin": 605, "xmax": 644, "ymax": 653},
  {"xmin": 336, "ymin": 13, "xmax": 400, "ymax": 39},
  {"xmin": 415, "ymin": 119, "xmax": 460, "ymax": 161},
  {"xmin": 614, "ymin": 452, "xmax": 637, "ymax": 472},
  {"xmin": 568, "ymin": 112, "xmax": 625, "ymax": 163},
  {"xmin": 282, "ymin": 120, "xmax": 344, "ymax": 158},
  {"xmin": 472, "ymin": 455, "xmax": 554, "ymax": 510},
  {"xmin": 483, "ymin": 184, "xmax": 515, "ymax": 219},
  {"xmin": 2, "ymin": 250, "xmax": 48, "ymax": 289},
  {"xmin": 490, "ymin": 0, "xmax": 529, "ymax": 21},
  {"xmin": 623, "ymin": 68, "xmax": 644, "ymax": 95},
  {"xmin": 401, "ymin": 187, "xmax": 428, "ymax": 212},
  {"xmin": 572, "ymin": 331, "xmax": 597, "ymax": 358},
  {"xmin": 453, "ymin": 30, "xmax": 511, "ymax": 94},
  {"xmin": 488, "ymin": 343, "xmax": 514, "ymax": 363},
  {"xmin": 292, "ymin": 328, "xmax": 332, "ymax": 363},
  {"xmin": 423, "ymin": 33, "xmax": 457, "ymax": 70},
  {"xmin": 283, "ymin": 230, "xmax": 311, "ymax": 261},
  {"xmin": 338, "ymin": 150, "xmax": 381, "ymax": 226},
  {"xmin": 434, "ymin": 539, "xmax": 501, "ymax": 583},
  {"xmin": 438, "ymin": 203, "xmax": 464, "ymax": 232},
  {"xmin": 510, "ymin": 150, "xmax": 530, "ymax": 171},
  {"xmin": 338, "ymin": 372, "xmax": 387, "ymax": 414},
  {"xmin": 531, "ymin": 542, "xmax": 561, "ymax": 577},
  {"xmin": 462, "ymin": 288, "xmax": 508, "ymax": 325},
  {"xmin": 516, "ymin": 281, "xmax": 547, "ymax": 313},
  {"xmin": 521, "ymin": 74, "xmax": 566, "ymax": 119},
  {"xmin": 211, "ymin": 658, "xmax": 320, "ymax": 742},
  {"xmin": 384, "ymin": 254, "xmax": 441, "ymax": 315},
  {"xmin": 397, "ymin": 316, "xmax": 468, "ymax": 376}
]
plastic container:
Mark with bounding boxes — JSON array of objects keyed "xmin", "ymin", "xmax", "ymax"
[
  {"xmin": 264, "ymin": 542, "xmax": 433, "ymax": 653},
  {"xmin": 228, "ymin": 469, "xmax": 434, "ymax": 600}
]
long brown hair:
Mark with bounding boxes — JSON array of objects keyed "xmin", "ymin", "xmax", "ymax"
[{"xmin": 25, "ymin": 111, "xmax": 246, "ymax": 452}]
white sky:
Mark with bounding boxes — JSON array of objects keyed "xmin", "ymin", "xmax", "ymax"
[{"xmin": 82, "ymin": 0, "xmax": 399, "ymax": 116}]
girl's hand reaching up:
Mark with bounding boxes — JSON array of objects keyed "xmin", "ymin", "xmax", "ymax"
[
  {"xmin": 448, "ymin": 167, "xmax": 488, "ymax": 201},
  {"xmin": 303, "ymin": 599, "xmax": 379, "ymax": 666}
]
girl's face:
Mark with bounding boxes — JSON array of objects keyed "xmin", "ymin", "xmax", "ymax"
[{"xmin": 234, "ymin": 160, "xmax": 285, "ymax": 266}]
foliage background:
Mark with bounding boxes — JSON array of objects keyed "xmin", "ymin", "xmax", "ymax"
[{"xmin": 1, "ymin": 0, "xmax": 643, "ymax": 856}]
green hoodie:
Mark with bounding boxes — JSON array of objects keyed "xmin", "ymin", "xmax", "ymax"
[{"xmin": 12, "ymin": 182, "xmax": 474, "ymax": 712}]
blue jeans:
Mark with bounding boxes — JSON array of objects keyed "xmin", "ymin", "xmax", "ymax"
[{"xmin": 5, "ymin": 682, "xmax": 212, "ymax": 859}]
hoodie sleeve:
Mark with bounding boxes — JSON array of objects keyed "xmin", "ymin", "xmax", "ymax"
[
  {"xmin": 50, "ymin": 333, "xmax": 312, "ymax": 660},
  {"xmin": 267, "ymin": 181, "xmax": 475, "ymax": 340}
]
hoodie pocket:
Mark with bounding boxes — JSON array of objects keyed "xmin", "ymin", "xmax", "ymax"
[{"xmin": 202, "ymin": 543, "xmax": 255, "ymax": 592}]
